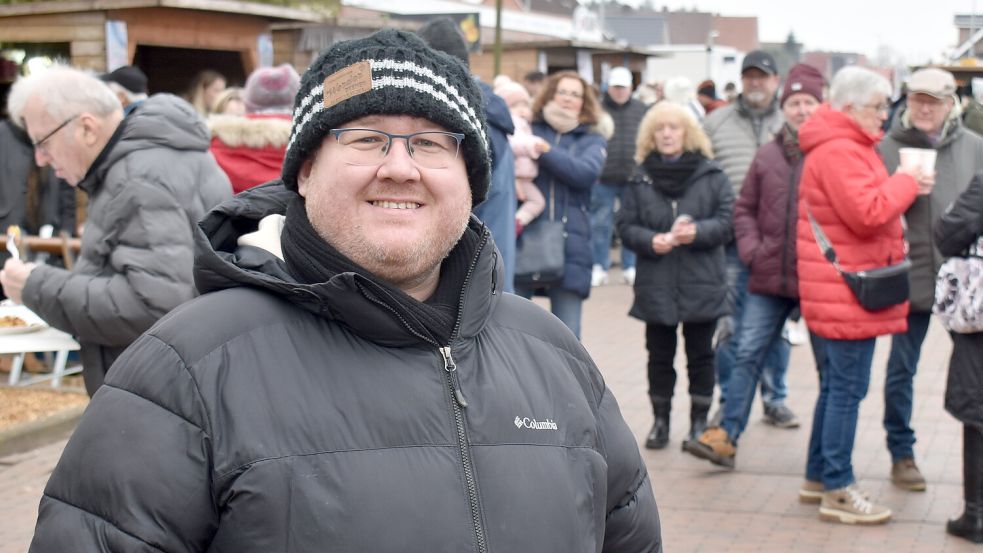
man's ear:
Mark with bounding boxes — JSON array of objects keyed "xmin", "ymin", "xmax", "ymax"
[
  {"xmin": 297, "ymin": 157, "xmax": 314, "ymax": 198},
  {"xmin": 78, "ymin": 113, "xmax": 102, "ymax": 147}
]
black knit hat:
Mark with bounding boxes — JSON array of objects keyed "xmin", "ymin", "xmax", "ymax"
[
  {"xmin": 417, "ymin": 18, "xmax": 470, "ymax": 68},
  {"xmin": 99, "ymin": 65, "xmax": 148, "ymax": 94},
  {"xmin": 282, "ymin": 29, "xmax": 490, "ymax": 206}
]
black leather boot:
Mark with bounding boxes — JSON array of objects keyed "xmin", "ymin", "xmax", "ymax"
[
  {"xmin": 682, "ymin": 395, "xmax": 712, "ymax": 450},
  {"xmin": 645, "ymin": 397, "xmax": 671, "ymax": 450},
  {"xmin": 948, "ymin": 425, "xmax": 983, "ymax": 544}
]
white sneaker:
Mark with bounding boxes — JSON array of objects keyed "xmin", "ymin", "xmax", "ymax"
[
  {"xmin": 591, "ymin": 265, "xmax": 608, "ymax": 287},
  {"xmin": 622, "ymin": 267, "xmax": 636, "ymax": 286}
]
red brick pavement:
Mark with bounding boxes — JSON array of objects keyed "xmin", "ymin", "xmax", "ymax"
[{"xmin": 0, "ymin": 273, "xmax": 978, "ymax": 552}]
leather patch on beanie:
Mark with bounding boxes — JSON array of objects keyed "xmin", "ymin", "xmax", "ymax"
[{"xmin": 323, "ymin": 61, "xmax": 372, "ymax": 109}]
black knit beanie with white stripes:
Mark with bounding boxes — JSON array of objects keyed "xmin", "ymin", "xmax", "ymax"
[{"xmin": 282, "ymin": 29, "xmax": 490, "ymax": 206}]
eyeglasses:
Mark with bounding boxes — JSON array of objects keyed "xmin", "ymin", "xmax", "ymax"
[
  {"xmin": 860, "ymin": 103, "xmax": 890, "ymax": 114},
  {"xmin": 329, "ymin": 128, "xmax": 465, "ymax": 169},
  {"xmin": 555, "ymin": 89, "xmax": 584, "ymax": 99},
  {"xmin": 31, "ymin": 115, "xmax": 78, "ymax": 156}
]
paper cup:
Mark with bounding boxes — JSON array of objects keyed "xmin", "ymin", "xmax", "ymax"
[{"xmin": 899, "ymin": 147, "xmax": 936, "ymax": 174}]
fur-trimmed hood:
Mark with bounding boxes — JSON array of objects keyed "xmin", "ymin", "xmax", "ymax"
[{"xmin": 208, "ymin": 114, "xmax": 292, "ymax": 149}]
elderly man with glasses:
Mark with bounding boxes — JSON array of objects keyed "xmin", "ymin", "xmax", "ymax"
[
  {"xmin": 876, "ymin": 67, "xmax": 983, "ymax": 492},
  {"xmin": 27, "ymin": 30, "xmax": 662, "ymax": 553},
  {"xmin": 1, "ymin": 66, "xmax": 230, "ymax": 396}
]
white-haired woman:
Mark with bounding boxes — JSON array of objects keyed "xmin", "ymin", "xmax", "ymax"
[
  {"xmin": 791, "ymin": 67, "xmax": 927, "ymax": 524},
  {"xmin": 616, "ymin": 101, "xmax": 733, "ymax": 450}
]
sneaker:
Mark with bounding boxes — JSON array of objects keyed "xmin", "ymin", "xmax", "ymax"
[
  {"xmin": 763, "ymin": 404, "xmax": 800, "ymax": 429},
  {"xmin": 591, "ymin": 264, "xmax": 608, "ymax": 287},
  {"xmin": 799, "ymin": 479, "xmax": 824, "ymax": 504},
  {"xmin": 785, "ymin": 319, "xmax": 808, "ymax": 346},
  {"xmin": 681, "ymin": 427, "xmax": 736, "ymax": 468},
  {"xmin": 622, "ymin": 267, "xmax": 636, "ymax": 286},
  {"xmin": 819, "ymin": 484, "xmax": 892, "ymax": 525},
  {"xmin": 891, "ymin": 458, "xmax": 927, "ymax": 491}
]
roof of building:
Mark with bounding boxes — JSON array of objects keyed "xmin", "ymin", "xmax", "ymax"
[{"xmin": 0, "ymin": 0, "xmax": 325, "ymax": 21}]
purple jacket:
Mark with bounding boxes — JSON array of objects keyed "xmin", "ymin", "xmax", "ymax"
[{"xmin": 733, "ymin": 129, "xmax": 801, "ymax": 299}]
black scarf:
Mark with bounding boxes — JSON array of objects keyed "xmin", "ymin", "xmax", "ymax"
[
  {"xmin": 641, "ymin": 151, "xmax": 704, "ymax": 198},
  {"xmin": 279, "ymin": 196, "xmax": 479, "ymax": 346}
]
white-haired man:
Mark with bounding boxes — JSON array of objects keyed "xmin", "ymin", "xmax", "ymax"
[{"xmin": 0, "ymin": 66, "xmax": 231, "ymax": 395}]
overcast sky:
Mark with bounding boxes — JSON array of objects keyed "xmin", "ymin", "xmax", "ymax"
[{"xmin": 610, "ymin": 0, "xmax": 979, "ymax": 64}]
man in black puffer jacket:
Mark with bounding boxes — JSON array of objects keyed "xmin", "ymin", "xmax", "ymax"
[{"xmin": 29, "ymin": 29, "xmax": 662, "ymax": 553}]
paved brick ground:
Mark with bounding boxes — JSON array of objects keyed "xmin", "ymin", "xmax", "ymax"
[{"xmin": 1, "ymin": 271, "xmax": 978, "ymax": 552}]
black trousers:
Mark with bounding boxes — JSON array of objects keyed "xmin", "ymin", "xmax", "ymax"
[{"xmin": 645, "ymin": 321, "xmax": 716, "ymax": 400}]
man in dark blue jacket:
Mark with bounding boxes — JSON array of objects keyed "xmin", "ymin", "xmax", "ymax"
[{"xmin": 418, "ymin": 17, "xmax": 517, "ymax": 293}]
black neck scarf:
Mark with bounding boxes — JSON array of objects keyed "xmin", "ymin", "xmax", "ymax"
[
  {"xmin": 279, "ymin": 195, "xmax": 480, "ymax": 346},
  {"xmin": 641, "ymin": 151, "xmax": 704, "ymax": 198}
]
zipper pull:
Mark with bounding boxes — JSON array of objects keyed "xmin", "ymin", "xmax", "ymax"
[
  {"xmin": 439, "ymin": 346, "xmax": 469, "ymax": 408},
  {"xmin": 439, "ymin": 346, "xmax": 456, "ymax": 372}
]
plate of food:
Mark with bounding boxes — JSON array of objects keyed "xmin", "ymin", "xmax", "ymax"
[{"xmin": 0, "ymin": 305, "xmax": 48, "ymax": 335}]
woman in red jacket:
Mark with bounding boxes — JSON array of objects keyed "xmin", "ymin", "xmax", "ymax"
[{"xmin": 795, "ymin": 67, "xmax": 929, "ymax": 525}]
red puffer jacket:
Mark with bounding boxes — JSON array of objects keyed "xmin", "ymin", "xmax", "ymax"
[
  {"xmin": 734, "ymin": 128, "xmax": 800, "ymax": 299},
  {"xmin": 796, "ymin": 104, "xmax": 918, "ymax": 340}
]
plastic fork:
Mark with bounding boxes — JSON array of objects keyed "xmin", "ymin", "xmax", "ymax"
[{"xmin": 6, "ymin": 225, "xmax": 20, "ymax": 261}]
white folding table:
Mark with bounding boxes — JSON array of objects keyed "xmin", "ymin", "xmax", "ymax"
[{"xmin": 0, "ymin": 304, "xmax": 81, "ymax": 388}]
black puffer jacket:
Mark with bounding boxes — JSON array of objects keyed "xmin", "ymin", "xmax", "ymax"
[
  {"xmin": 935, "ymin": 173, "xmax": 983, "ymax": 431},
  {"xmin": 30, "ymin": 184, "xmax": 662, "ymax": 553},
  {"xmin": 618, "ymin": 154, "xmax": 734, "ymax": 325}
]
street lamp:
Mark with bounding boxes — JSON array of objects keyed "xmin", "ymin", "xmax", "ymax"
[{"xmin": 706, "ymin": 30, "xmax": 719, "ymax": 81}]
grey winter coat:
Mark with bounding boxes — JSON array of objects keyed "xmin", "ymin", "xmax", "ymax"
[
  {"xmin": 935, "ymin": 173, "xmax": 983, "ymax": 431},
  {"xmin": 0, "ymin": 119, "xmax": 75, "ymax": 237},
  {"xmin": 618, "ymin": 156, "xmax": 734, "ymax": 325},
  {"xmin": 29, "ymin": 184, "xmax": 662, "ymax": 553},
  {"xmin": 703, "ymin": 96, "xmax": 783, "ymax": 196},
  {"xmin": 879, "ymin": 113, "xmax": 983, "ymax": 312},
  {"xmin": 20, "ymin": 94, "xmax": 231, "ymax": 394}
]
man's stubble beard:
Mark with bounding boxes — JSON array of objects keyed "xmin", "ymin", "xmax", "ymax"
[{"xmin": 307, "ymin": 199, "xmax": 472, "ymax": 292}]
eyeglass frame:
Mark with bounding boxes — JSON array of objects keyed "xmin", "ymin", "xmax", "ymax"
[
  {"xmin": 327, "ymin": 128, "xmax": 465, "ymax": 168},
  {"xmin": 554, "ymin": 89, "xmax": 584, "ymax": 99},
  {"xmin": 30, "ymin": 114, "xmax": 79, "ymax": 156}
]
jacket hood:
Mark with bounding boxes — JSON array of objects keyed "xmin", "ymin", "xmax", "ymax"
[
  {"xmin": 888, "ymin": 105, "xmax": 965, "ymax": 148},
  {"xmin": 480, "ymin": 80, "xmax": 515, "ymax": 136},
  {"xmin": 208, "ymin": 113, "xmax": 292, "ymax": 148},
  {"xmin": 193, "ymin": 184, "xmax": 502, "ymax": 346},
  {"xmin": 798, "ymin": 103, "xmax": 880, "ymax": 154},
  {"xmin": 88, "ymin": 94, "xmax": 211, "ymax": 186}
]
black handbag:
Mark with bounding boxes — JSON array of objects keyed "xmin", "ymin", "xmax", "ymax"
[
  {"xmin": 515, "ymin": 183, "xmax": 566, "ymax": 287},
  {"xmin": 806, "ymin": 208, "xmax": 910, "ymax": 312}
]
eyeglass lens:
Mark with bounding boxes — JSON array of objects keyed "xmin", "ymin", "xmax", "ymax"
[{"xmin": 333, "ymin": 129, "xmax": 462, "ymax": 169}]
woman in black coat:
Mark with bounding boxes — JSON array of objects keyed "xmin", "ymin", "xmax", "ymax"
[
  {"xmin": 617, "ymin": 101, "xmax": 734, "ymax": 451},
  {"xmin": 935, "ymin": 173, "xmax": 983, "ymax": 544}
]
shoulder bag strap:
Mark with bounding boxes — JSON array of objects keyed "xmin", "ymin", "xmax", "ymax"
[{"xmin": 804, "ymin": 200, "xmax": 844, "ymax": 273}]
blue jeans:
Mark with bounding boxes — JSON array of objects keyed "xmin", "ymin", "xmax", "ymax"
[
  {"xmin": 715, "ymin": 245, "xmax": 790, "ymax": 407},
  {"xmin": 884, "ymin": 312, "xmax": 931, "ymax": 462},
  {"xmin": 589, "ymin": 182, "xmax": 636, "ymax": 270},
  {"xmin": 515, "ymin": 285, "xmax": 584, "ymax": 339},
  {"xmin": 721, "ymin": 294, "xmax": 798, "ymax": 442},
  {"xmin": 806, "ymin": 335, "xmax": 876, "ymax": 490}
]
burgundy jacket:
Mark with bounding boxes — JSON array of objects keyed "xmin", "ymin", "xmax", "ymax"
[{"xmin": 733, "ymin": 128, "xmax": 801, "ymax": 299}]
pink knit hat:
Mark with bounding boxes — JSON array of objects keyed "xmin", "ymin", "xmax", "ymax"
[
  {"xmin": 243, "ymin": 64, "xmax": 301, "ymax": 114},
  {"xmin": 494, "ymin": 80, "xmax": 530, "ymax": 109}
]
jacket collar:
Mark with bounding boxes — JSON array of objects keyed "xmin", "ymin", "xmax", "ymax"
[
  {"xmin": 78, "ymin": 117, "xmax": 127, "ymax": 195},
  {"xmin": 193, "ymin": 183, "xmax": 501, "ymax": 347}
]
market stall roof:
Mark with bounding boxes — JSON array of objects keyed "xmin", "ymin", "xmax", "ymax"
[{"xmin": 0, "ymin": 0, "xmax": 326, "ymax": 22}]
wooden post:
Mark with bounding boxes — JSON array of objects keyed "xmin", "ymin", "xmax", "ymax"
[{"xmin": 493, "ymin": 0, "xmax": 502, "ymax": 77}]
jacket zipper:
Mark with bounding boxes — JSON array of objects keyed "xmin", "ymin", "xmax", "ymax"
[
  {"xmin": 780, "ymin": 164, "xmax": 797, "ymax": 296},
  {"xmin": 355, "ymin": 229, "xmax": 491, "ymax": 553}
]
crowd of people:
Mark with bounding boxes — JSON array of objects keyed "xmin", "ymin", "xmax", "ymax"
[{"xmin": 1, "ymin": 17, "xmax": 982, "ymax": 550}]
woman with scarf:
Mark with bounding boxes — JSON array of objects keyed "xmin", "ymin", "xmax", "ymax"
[
  {"xmin": 519, "ymin": 71, "xmax": 609, "ymax": 338},
  {"xmin": 684, "ymin": 64, "xmax": 823, "ymax": 468},
  {"xmin": 617, "ymin": 102, "xmax": 734, "ymax": 450}
]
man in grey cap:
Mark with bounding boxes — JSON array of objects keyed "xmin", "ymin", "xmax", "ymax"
[
  {"xmin": 878, "ymin": 67, "xmax": 983, "ymax": 492},
  {"xmin": 704, "ymin": 49, "xmax": 795, "ymax": 429}
]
